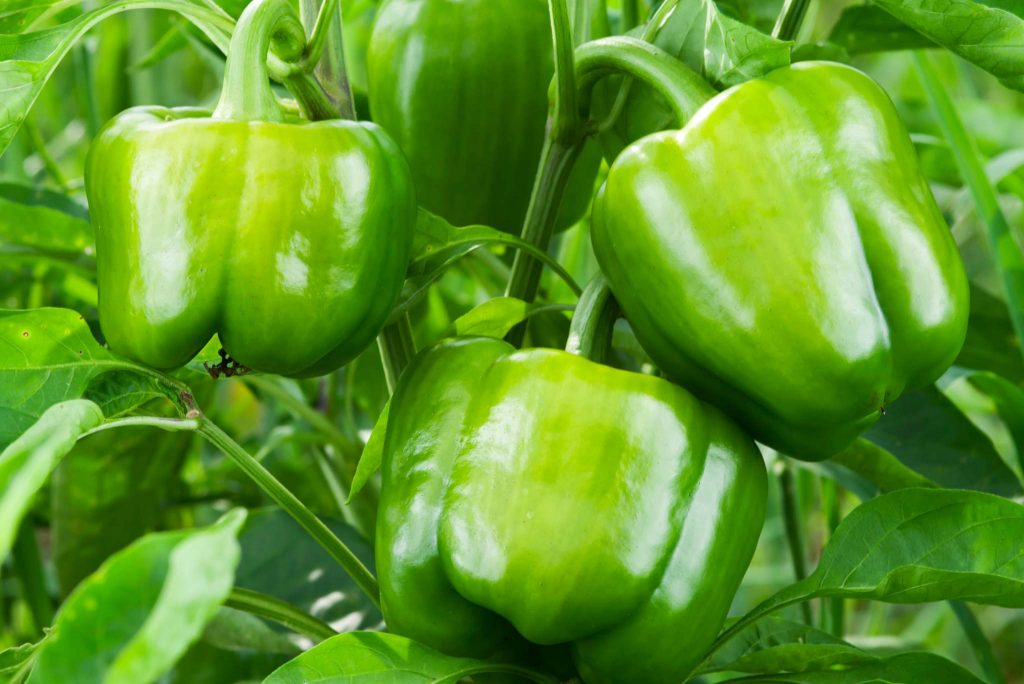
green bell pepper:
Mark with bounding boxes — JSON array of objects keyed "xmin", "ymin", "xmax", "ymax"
[
  {"xmin": 377, "ymin": 334, "xmax": 767, "ymax": 683},
  {"xmin": 86, "ymin": 0, "xmax": 415, "ymax": 377},
  {"xmin": 366, "ymin": 0, "xmax": 600, "ymax": 233},
  {"xmin": 592, "ymin": 60, "xmax": 969, "ymax": 460}
]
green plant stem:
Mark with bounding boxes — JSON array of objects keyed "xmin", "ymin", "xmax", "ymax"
[
  {"xmin": 950, "ymin": 601, "xmax": 1007, "ymax": 684},
  {"xmin": 821, "ymin": 479, "xmax": 844, "ymax": 637},
  {"xmin": 226, "ymin": 587, "xmax": 337, "ymax": 643},
  {"xmin": 504, "ymin": 138, "xmax": 585, "ymax": 346},
  {"xmin": 80, "ymin": 415, "xmax": 200, "ymax": 439},
  {"xmin": 11, "ymin": 520, "xmax": 53, "ymax": 634},
  {"xmin": 914, "ymin": 52, "xmax": 1024, "ymax": 362},
  {"xmin": 23, "ymin": 118, "xmax": 68, "ymax": 191},
  {"xmin": 506, "ymin": 36, "xmax": 712, "ymax": 346},
  {"xmin": 378, "ymin": 315, "xmax": 417, "ymax": 394},
  {"xmin": 566, "ymin": 273, "xmax": 617, "ymax": 363},
  {"xmin": 298, "ymin": 0, "xmax": 355, "ymax": 119},
  {"xmin": 778, "ymin": 463, "xmax": 813, "ymax": 625},
  {"xmin": 620, "ymin": 0, "xmax": 639, "ymax": 31},
  {"xmin": 196, "ymin": 417, "xmax": 381, "ymax": 608},
  {"xmin": 772, "ymin": 0, "xmax": 812, "ymax": 41},
  {"xmin": 504, "ymin": 0, "xmax": 581, "ymax": 345},
  {"xmin": 214, "ymin": 0, "xmax": 306, "ymax": 121}
]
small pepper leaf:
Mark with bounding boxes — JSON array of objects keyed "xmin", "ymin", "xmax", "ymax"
[
  {"xmin": 719, "ymin": 652, "xmax": 987, "ymax": 684},
  {"xmin": 453, "ymin": 297, "xmax": 530, "ymax": 338},
  {"xmin": 0, "ymin": 638, "xmax": 39, "ymax": 682},
  {"xmin": 262, "ymin": 631, "xmax": 554, "ymax": 684},
  {"xmin": 348, "ymin": 398, "xmax": 389, "ymax": 502},
  {"xmin": 0, "ymin": 399, "xmax": 103, "ymax": 563},
  {"xmin": 27, "ymin": 509, "xmax": 247, "ymax": 684}
]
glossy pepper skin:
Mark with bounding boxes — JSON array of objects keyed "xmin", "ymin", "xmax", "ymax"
[
  {"xmin": 593, "ymin": 62, "xmax": 969, "ymax": 460},
  {"xmin": 377, "ymin": 337, "xmax": 767, "ymax": 683},
  {"xmin": 86, "ymin": 108, "xmax": 415, "ymax": 377},
  {"xmin": 366, "ymin": 0, "xmax": 599, "ymax": 233}
]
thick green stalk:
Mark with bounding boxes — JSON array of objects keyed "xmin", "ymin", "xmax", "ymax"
[
  {"xmin": 506, "ymin": 34, "xmax": 712, "ymax": 345},
  {"xmin": 504, "ymin": 0, "xmax": 581, "ymax": 345},
  {"xmin": 299, "ymin": 0, "xmax": 355, "ymax": 119},
  {"xmin": 214, "ymin": 0, "xmax": 306, "ymax": 121},
  {"xmin": 772, "ymin": 0, "xmax": 812, "ymax": 41}
]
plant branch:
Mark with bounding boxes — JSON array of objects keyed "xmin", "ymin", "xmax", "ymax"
[{"xmin": 226, "ymin": 587, "xmax": 337, "ymax": 643}]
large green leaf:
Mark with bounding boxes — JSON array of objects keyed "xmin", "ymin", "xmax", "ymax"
[
  {"xmin": 654, "ymin": 0, "xmax": 791, "ymax": 89},
  {"xmin": 262, "ymin": 632, "xmax": 553, "ymax": 684},
  {"xmin": 0, "ymin": 308, "xmax": 177, "ymax": 447},
  {"xmin": 27, "ymin": 509, "xmax": 247, "ymax": 684},
  {"xmin": 51, "ymin": 424, "xmax": 192, "ymax": 594},
  {"xmin": 865, "ymin": 386, "xmax": 1023, "ymax": 497},
  {"xmin": 715, "ymin": 488, "xmax": 1024, "ymax": 653},
  {"xmin": 873, "ymin": 0, "xmax": 1024, "ymax": 91},
  {"xmin": 235, "ymin": 509, "xmax": 382, "ymax": 632},
  {"xmin": 827, "ymin": 5, "xmax": 935, "ymax": 54},
  {"xmin": 0, "ymin": 399, "xmax": 102, "ymax": 562},
  {"xmin": 700, "ymin": 617, "xmax": 867, "ymax": 674},
  {"xmin": 720, "ymin": 652, "xmax": 986, "ymax": 683},
  {"xmin": 957, "ymin": 284, "xmax": 1024, "ymax": 383}
]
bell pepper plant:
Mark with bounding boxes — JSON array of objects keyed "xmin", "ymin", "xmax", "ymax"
[{"xmin": 1, "ymin": 0, "xmax": 1023, "ymax": 683}]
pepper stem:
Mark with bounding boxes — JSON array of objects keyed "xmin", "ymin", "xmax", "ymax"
[
  {"xmin": 214, "ymin": 0, "xmax": 307, "ymax": 122},
  {"xmin": 566, "ymin": 273, "xmax": 618, "ymax": 364},
  {"xmin": 575, "ymin": 36, "xmax": 715, "ymax": 127}
]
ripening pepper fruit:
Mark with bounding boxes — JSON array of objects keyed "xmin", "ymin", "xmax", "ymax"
[
  {"xmin": 592, "ymin": 61, "xmax": 970, "ymax": 460},
  {"xmin": 86, "ymin": 0, "xmax": 415, "ymax": 377},
  {"xmin": 377, "ymin": 336, "xmax": 767, "ymax": 684},
  {"xmin": 366, "ymin": 0, "xmax": 601, "ymax": 233}
]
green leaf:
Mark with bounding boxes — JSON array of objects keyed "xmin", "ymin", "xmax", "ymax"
[
  {"xmin": 348, "ymin": 398, "xmax": 388, "ymax": 502},
  {"xmin": 827, "ymin": 5, "xmax": 935, "ymax": 54},
  {"xmin": 967, "ymin": 370, "xmax": 1024, "ymax": 476},
  {"xmin": 452, "ymin": 297, "xmax": 531, "ymax": 338},
  {"xmin": 874, "ymin": 0, "xmax": 1024, "ymax": 91},
  {"xmin": 235, "ymin": 509, "xmax": 382, "ymax": 632},
  {"xmin": 262, "ymin": 632, "xmax": 548, "ymax": 684},
  {"xmin": 721, "ymin": 652, "xmax": 987, "ymax": 683},
  {"xmin": 865, "ymin": 386, "xmax": 1023, "ymax": 497},
  {"xmin": 0, "ymin": 399, "xmax": 102, "ymax": 563},
  {"xmin": 957, "ymin": 284, "xmax": 1024, "ymax": 382},
  {"xmin": 716, "ymin": 488, "xmax": 1024, "ymax": 652},
  {"xmin": 700, "ymin": 616, "xmax": 868, "ymax": 674},
  {"xmin": 0, "ymin": 0, "xmax": 232, "ymax": 156},
  {"xmin": 27, "ymin": 509, "xmax": 247, "ymax": 684},
  {"xmin": 51, "ymin": 424, "xmax": 192, "ymax": 594},
  {"xmin": 408, "ymin": 208, "xmax": 581, "ymax": 296},
  {"xmin": 0, "ymin": 642, "xmax": 38, "ymax": 684},
  {"xmin": 830, "ymin": 438, "xmax": 938, "ymax": 495},
  {"xmin": 198, "ymin": 608, "xmax": 300, "ymax": 656},
  {"xmin": 0, "ymin": 308, "xmax": 176, "ymax": 448},
  {"xmin": 654, "ymin": 0, "xmax": 791, "ymax": 89}
]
